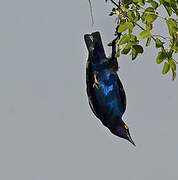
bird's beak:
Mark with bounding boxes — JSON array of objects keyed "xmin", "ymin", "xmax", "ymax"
[{"xmin": 127, "ymin": 133, "xmax": 136, "ymax": 146}]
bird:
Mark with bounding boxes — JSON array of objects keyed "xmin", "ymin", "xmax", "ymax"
[{"xmin": 84, "ymin": 31, "xmax": 135, "ymax": 146}]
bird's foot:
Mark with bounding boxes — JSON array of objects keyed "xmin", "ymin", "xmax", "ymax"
[{"xmin": 93, "ymin": 72, "xmax": 99, "ymax": 89}]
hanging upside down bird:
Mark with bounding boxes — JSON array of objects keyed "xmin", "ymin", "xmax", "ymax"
[{"xmin": 84, "ymin": 32, "xmax": 135, "ymax": 146}]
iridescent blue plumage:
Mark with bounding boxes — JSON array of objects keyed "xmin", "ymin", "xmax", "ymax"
[{"xmin": 84, "ymin": 32, "xmax": 135, "ymax": 146}]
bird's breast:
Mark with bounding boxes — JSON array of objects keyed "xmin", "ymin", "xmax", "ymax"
[
  {"xmin": 96, "ymin": 71, "xmax": 116, "ymax": 97},
  {"xmin": 89, "ymin": 68, "xmax": 123, "ymax": 126}
]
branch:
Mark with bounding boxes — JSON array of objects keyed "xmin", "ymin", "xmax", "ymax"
[
  {"xmin": 110, "ymin": 0, "xmax": 156, "ymax": 40},
  {"xmin": 109, "ymin": 0, "xmax": 178, "ymax": 64}
]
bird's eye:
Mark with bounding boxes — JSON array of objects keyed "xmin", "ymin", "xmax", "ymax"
[{"xmin": 124, "ymin": 125, "xmax": 128, "ymax": 129}]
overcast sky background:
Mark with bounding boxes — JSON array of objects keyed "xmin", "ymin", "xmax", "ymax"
[{"xmin": 0, "ymin": 0, "xmax": 177, "ymax": 180}]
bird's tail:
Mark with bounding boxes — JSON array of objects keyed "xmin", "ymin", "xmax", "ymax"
[{"xmin": 84, "ymin": 32, "xmax": 106, "ymax": 58}]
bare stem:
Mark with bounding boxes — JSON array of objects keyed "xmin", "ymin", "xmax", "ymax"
[{"xmin": 89, "ymin": 0, "xmax": 94, "ymax": 25}]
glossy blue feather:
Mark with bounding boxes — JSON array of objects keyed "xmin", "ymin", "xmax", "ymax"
[
  {"xmin": 84, "ymin": 32, "xmax": 135, "ymax": 146},
  {"xmin": 89, "ymin": 61, "xmax": 124, "ymax": 128}
]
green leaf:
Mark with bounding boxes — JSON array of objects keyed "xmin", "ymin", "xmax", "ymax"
[
  {"xmin": 163, "ymin": 2, "xmax": 172, "ymax": 16},
  {"xmin": 128, "ymin": 11, "xmax": 135, "ymax": 20},
  {"xmin": 172, "ymin": 37, "xmax": 178, "ymax": 52},
  {"xmin": 133, "ymin": 45, "xmax": 144, "ymax": 54},
  {"xmin": 151, "ymin": 1, "xmax": 158, "ymax": 9},
  {"xmin": 167, "ymin": 51, "xmax": 173, "ymax": 59},
  {"xmin": 172, "ymin": 69, "xmax": 176, "ymax": 80},
  {"xmin": 162, "ymin": 62, "xmax": 170, "ymax": 74},
  {"xmin": 118, "ymin": 22, "xmax": 128, "ymax": 33},
  {"xmin": 166, "ymin": 18, "xmax": 177, "ymax": 37},
  {"xmin": 131, "ymin": 5, "xmax": 137, "ymax": 11},
  {"xmin": 155, "ymin": 38, "xmax": 164, "ymax": 48},
  {"xmin": 135, "ymin": 11, "xmax": 140, "ymax": 21},
  {"xmin": 139, "ymin": 30, "xmax": 151, "ymax": 39},
  {"xmin": 159, "ymin": 0, "xmax": 164, "ymax": 4},
  {"xmin": 119, "ymin": 34, "xmax": 130, "ymax": 45},
  {"xmin": 169, "ymin": 59, "xmax": 176, "ymax": 71},
  {"xmin": 122, "ymin": 0, "xmax": 132, "ymax": 8},
  {"xmin": 130, "ymin": 34, "xmax": 137, "ymax": 42},
  {"xmin": 146, "ymin": 37, "xmax": 151, "ymax": 46},
  {"xmin": 121, "ymin": 43, "xmax": 131, "ymax": 54},
  {"xmin": 164, "ymin": 0, "xmax": 172, "ymax": 3},
  {"xmin": 133, "ymin": 0, "xmax": 145, "ymax": 6},
  {"xmin": 129, "ymin": 34, "xmax": 139, "ymax": 46},
  {"xmin": 156, "ymin": 51, "xmax": 167, "ymax": 64},
  {"xmin": 138, "ymin": 0, "xmax": 145, "ymax": 6},
  {"xmin": 170, "ymin": 0, "xmax": 178, "ymax": 16},
  {"xmin": 146, "ymin": 13, "xmax": 158, "ymax": 23},
  {"xmin": 128, "ymin": 22, "xmax": 134, "ymax": 33},
  {"xmin": 131, "ymin": 47, "xmax": 138, "ymax": 60},
  {"xmin": 141, "ymin": 7, "xmax": 158, "ymax": 24}
]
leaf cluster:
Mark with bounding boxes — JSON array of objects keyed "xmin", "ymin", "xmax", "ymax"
[{"xmin": 107, "ymin": 0, "xmax": 178, "ymax": 80}]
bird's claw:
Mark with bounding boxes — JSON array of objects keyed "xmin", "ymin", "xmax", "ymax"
[{"xmin": 93, "ymin": 72, "xmax": 99, "ymax": 89}]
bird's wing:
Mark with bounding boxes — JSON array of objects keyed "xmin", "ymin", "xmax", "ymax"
[
  {"xmin": 115, "ymin": 74, "xmax": 127, "ymax": 114},
  {"xmin": 86, "ymin": 59, "xmax": 101, "ymax": 119}
]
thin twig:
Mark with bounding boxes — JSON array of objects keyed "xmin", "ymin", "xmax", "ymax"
[
  {"xmin": 153, "ymin": 35, "xmax": 171, "ymax": 42},
  {"xmin": 132, "ymin": 4, "xmax": 168, "ymax": 20},
  {"xmin": 88, "ymin": 0, "xmax": 94, "ymax": 25},
  {"xmin": 140, "ymin": 11, "xmax": 167, "ymax": 20},
  {"xmin": 134, "ymin": 9, "xmax": 168, "ymax": 20}
]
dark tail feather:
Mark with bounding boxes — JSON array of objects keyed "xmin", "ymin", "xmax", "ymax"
[{"xmin": 84, "ymin": 32, "xmax": 106, "ymax": 57}]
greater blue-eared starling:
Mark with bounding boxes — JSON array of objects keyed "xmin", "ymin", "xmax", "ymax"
[{"xmin": 84, "ymin": 32, "xmax": 135, "ymax": 146}]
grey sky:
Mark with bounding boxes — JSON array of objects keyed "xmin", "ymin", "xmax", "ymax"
[{"xmin": 0, "ymin": 0, "xmax": 177, "ymax": 180}]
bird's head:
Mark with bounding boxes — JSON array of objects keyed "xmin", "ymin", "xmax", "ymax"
[{"xmin": 111, "ymin": 123, "xmax": 136, "ymax": 146}]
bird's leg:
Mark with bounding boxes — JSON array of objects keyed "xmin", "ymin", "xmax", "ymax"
[
  {"xmin": 111, "ymin": 32, "xmax": 121, "ymax": 60},
  {"xmin": 119, "ymin": 0, "xmax": 121, "ymax": 7},
  {"xmin": 111, "ymin": 39, "xmax": 117, "ymax": 60},
  {"xmin": 109, "ymin": 37, "xmax": 120, "ymax": 72},
  {"xmin": 93, "ymin": 71, "xmax": 99, "ymax": 89}
]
